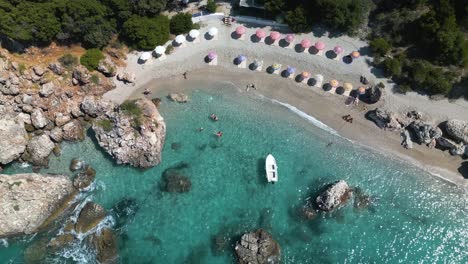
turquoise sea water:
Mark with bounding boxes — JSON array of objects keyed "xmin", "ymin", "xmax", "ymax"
[{"xmin": 1, "ymin": 85, "xmax": 467, "ymax": 263}]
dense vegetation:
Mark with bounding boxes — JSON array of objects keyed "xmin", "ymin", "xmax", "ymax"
[{"xmin": 80, "ymin": 49, "xmax": 104, "ymax": 71}]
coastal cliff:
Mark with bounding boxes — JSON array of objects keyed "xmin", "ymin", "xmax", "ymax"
[
  {"xmin": 90, "ymin": 97, "xmax": 166, "ymax": 168},
  {"xmin": 0, "ymin": 173, "xmax": 75, "ymax": 237}
]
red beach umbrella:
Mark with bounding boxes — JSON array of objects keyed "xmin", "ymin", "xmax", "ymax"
[
  {"xmin": 301, "ymin": 39, "xmax": 312, "ymax": 49},
  {"xmin": 235, "ymin": 26, "xmax": 246, "ymax": 35},
  {"xmin": 256, "ymin": 29, "xmax": 266, "ymax": 39},
  {"xmin": 333, "ymin": 45, "xmax": 343, "ymax": 54},
  {"xmin": 270, "ymin": 31, "xmax": 281, "ymax": 41}
]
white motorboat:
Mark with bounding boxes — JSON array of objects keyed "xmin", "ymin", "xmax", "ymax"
[{"xmin": 265, "ymin": 154, "xmax": 278, "ymax": 183}]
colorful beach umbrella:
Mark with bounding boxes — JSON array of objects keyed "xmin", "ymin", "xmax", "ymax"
[
  {"xmin": 333, "ymin": 45, "xmax": 343, "ymax": 54},
  {"xmin": 235, "ymin": 26, "xmax": 246, "ymax": 35},
  {"xmin": 301, "ymin": 39, "xmax": 312, "ymax": 49},
  {"xmin": 154, "ymin": 46, "xmax": 166, "ymax": 55},
  {"xmin": 208, "ymin": 27, "xmax": 218, "ymax": 36},
  {"xmin": 351, "ymin": 51, "xmax": 360, "ymax": 58},
  {"xmin": 189, "ymin": 29, "xmax": 200, "ymax": 39},
  {"xmin": 270, "ymin": 31, "xmax": 281, "ymax": 41},
  {"xmin": 315, "ymin": 41, "xmax": 325, "ymax": 50},
  {"xmin": 285, "ymin": 34, "xmax": 295, "ymax": 43},
  {"xmin": 175, "ymin": 35, "xmax": 186, "ymax": 44},
  {"xmin": 302, "ymin": 72, "xmax": 310, "ymax": 78},
  {"xmin": 139, "ymin": 52, "xmax": 151, "ymax": 61},
  {"xmin": 343, "ymin": 82, "xmax": 353, "ymax": 91},
  {"xmin": 207, "ymin": 51, "xmax": 217, "ymax": 60},
  {"xmin": 330, "ymin": 79, "xmax": 339, "ymax": 88},
  {"xmin": 272, "ymin": 63, "xmax": 280, "ymax": 70},
  {"xmin": 286, "ymin": 66, "xmax": 296, "ymax": 75},
  {"xmin": 256, "ymin": 29, "xmax": 266, "ymax": 39},
  {"xmin": 358, "ymin": 86, "xmax": 366, "ymax": 95}
]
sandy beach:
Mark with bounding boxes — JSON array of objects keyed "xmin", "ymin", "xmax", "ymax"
[{"xmin": 104, "ymin": 20, "xmax": 468, "ymax": 186}]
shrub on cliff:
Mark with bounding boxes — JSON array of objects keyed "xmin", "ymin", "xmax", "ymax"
[
  {"xmin": 59, "ymin": 54, "xmax": 78, "ymax": 70},
  {"xmin": 285, "ymin": 7, "xmax": 309, "ymax": 33},
  {"xmin": 80, "ymin": 49, "xmax": 104, "ymax": 71},
  {"xmin": 370, "ymin": 38, "xmax": 391, "ymax": 57},
  {"xmin": 170, "ymin": 13, "xmax": 193, "ymax": 35},
  {"xmin": 122, "ymin": 15, "xmax": 170, "ymax": 50}
]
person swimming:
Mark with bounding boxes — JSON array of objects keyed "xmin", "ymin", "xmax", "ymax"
[
  {"xmin": 210, "ymin": 114, "xmax": 219, "ymax": 121},
  {"xmin": 215, "ymin": 131, "xmax": 223, "ymax": 137}
]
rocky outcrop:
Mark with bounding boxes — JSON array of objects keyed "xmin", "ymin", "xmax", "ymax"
[
  {"xmin": 235, "ymin": 229, "xmax": 281, "ymax": 264},
  {"xmin": 316, "ymin": 180, "xmax": 352, "ymax": 211},
  {"xmin": 408, "ymin": 121, "xmax": 442, "ymax": 145},
  {"xmin": 40, "ymin": 82, "xmax": 55, "ymax": 97},
  {"xmin": 97, "ymin": 57, "xmax": 117, "ymax": 77},
  {"xmin": 70, "ymin": 158, "xmax": 85, "ymax": 171},
  {"xmin": 437, "ymin": 137, "xmax": 466, "ymax": 156},
  {"xmin": 26, "ymin": 134, "xmax": 55, "ymax": 165},
  {"xmin": 168, "ymin": 93, "xmax": 188, "ymax": 103},
  {"xmin": 80, "ymin": 96, "xmax": 114, "ymax": 117},
  {"xmin": 87, "ymin": 228, "xmax": 118, "ymax": 264},
  {"xmin": 62, "ymin": 120, "xmax": 85, "ymax": 141},
  {"xmin": 72, "ymin": 65, "xmax": 90, "ymax": 85},
  {"xmin": 73, "ymin": 165, "xmax": 96, "ymax": 191},
  {"xmin": 0, "ymin": 116, "xmax": 28, "ymax": 164},
  {"xmin": 48, "ymin": 63, "xmax": 64, "ymax": 75},
  {"xmin": 93, "ymin": 98, "xmax": 166, "ymax": 168},
  {"xmin": 446, "ymin": 119, "xmax": 468, "ymax": 144},
  {"xmin": 0, "ymin": 173, "xmax": 74, "ymax": 237}
]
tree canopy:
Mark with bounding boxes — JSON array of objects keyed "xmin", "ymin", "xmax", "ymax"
[
  {"xmin": 170, "ymin": 13, "xmax": 193, "ymax": 35},
  {"xmin": 122, "ymin": 15, "xmax": 169, "ymax": 50}
]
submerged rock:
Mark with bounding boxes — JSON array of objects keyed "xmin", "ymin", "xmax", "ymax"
[
  {"xmin": 235, "ymin": 229, "xmax": 281, "ymax": 264},
  {"xmin": 70, "ymin": 158, "xmax": 85, "ymax": 171},
  {"xmin": 316, "ymin": 180, "xmax": 352, "ymax": 211},
  {"xmin": 75, "ymin": 202, "xmax": 106, "ymax": 233},
  {"xmin": 161, "ymin": 163, "xmax": 191, "ymax": 193},
  {"xmin": 0, "ymin": 116, "xmax": 28, "ymax": 165},
  {"xmin": 73, "ymin": 165, "xmax": 96, "ymax": 191},
  {"xmin": 446, "ymin": 119, "xmax": 468, "ymax": 144},
  {"xmin": 111, "ymin": 197, "xmax": 139, "ymax": 230},
  {"xmin": 168, "ymin": 93, "xmax": 188, "ymax": 103},
  {"xmin": 0, "ymin": 173, "xmax": 74, "ymax": 237},
  {"xmin": 353, "ymin": 187, "xmax": 373, "ymax": 211},
  {"xmin": 87, "ymin": 228, "xmax": 118, "ymax": 264},
  {"xmin": 92, "ymin": 98, "xmax": 166, "ymax": 168}
]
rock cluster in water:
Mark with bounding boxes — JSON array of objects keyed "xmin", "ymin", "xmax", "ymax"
[
  {"xmin": 235, "ymin": 229, "xmax": 281, "ymax": 264},
  {"xmin": 316, "ymin": 180, "xmax": 352, "ymax": 211},
  {"xmin": 90, "ymin": 97, "xmax": 166, "ymax": 168},
  {"xmin": 0, "ymin": 173, "xmax": 75, "ymax": 237}
]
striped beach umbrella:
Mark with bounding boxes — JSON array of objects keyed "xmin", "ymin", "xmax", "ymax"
[
  {"xmin": 330, "ymin": 79, "xmax": 339, "ymax": 88},
  {"xmin": 285, "ymin": 34, "xmax": 295, "ymax": 43}
]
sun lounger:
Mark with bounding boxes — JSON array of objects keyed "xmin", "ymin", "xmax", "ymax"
[{"xmin": 209, "ymin": 57, "xmax": 218, "ymax": 66}]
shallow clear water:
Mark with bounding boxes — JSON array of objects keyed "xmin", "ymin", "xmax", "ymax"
[{"xmin": 1, "ymin": 85, "xmax": 467, "ymax": 263}]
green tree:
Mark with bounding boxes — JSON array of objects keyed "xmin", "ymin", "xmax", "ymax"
[
  {"xmin": 170, "ymin": 13, "xmax": 193, "ymax": 35},
  {"xmin": 122, "ymin": 15, "xmax": 170, "ymax": 50},
  {"xmin": 61, "ymin": 0, "xmax": 116, "ymax": 48},
  {"xmin": 132, "ymin": 0, "xmax": 167, "ymax": 16},
  {"xmin": 382, "ymin": 57, "xmax": 402, "ymax": 77},
  {"xmin": 285, "ymin": 7, "xmax": 309, "ymax": 33},
  {"xmin": 80, "ymin": 48, "xmax": 104, "ymax": 71},
  {"xmin": 370, "ymin": 37, "xmax": 391, "ymax": 57},
  {"xmin": 206, "ymin": 0, "xmax": 216, "ymax": 13},
  {"xmin": 264, "ymin": 0, "xmax": 285, "ymax": 15}
]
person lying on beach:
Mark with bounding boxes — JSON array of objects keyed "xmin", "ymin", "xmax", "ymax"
[
  {"xmin": 183, "ymin": 72, "xmax": 188, "ymax": 79},
  {"xmin": 342, "ymin": 115, "xmax": 353, "ymax": 123},
  {"xmin": 143, "ymin": 88, "xmax": 151, "ymax": 95}
]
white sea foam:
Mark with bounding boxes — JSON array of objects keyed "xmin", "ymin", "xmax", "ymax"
[
  {"xmin": 268, "ymin": 98, "xmax": 339, "ymax": 136},
  {"xmin": 19, "ymin": 162, "xmax": 30, "ymax": 168},
  {"xmin": 0, "ymin": 239, "xmax": 8, "ymax": 248}
]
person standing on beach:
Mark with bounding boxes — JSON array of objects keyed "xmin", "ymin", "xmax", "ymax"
[{"xmin": 183, "ymin": 72, "xmax": 188, "ymax": 79}]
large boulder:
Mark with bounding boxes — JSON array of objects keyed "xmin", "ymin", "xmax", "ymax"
[
  {"xmin": 80, "ymin": 96, "xmax": 115, "ymax": 117},
  {"xmin": 0, "ymin": 173, "xmax": 74, "ymax": 237},
  {"xmin": 116, "ymin": 71, "xmax": 135, "ymax": 83},
  {"xmin": 40, "ymin": 82, "xmax": 55, "ymax": 97},
  {"xmin": 62, "ymin": 120, "xmax": 85, "ymax": 141},
  {"xmin": 48, "ymin": 63, "xmax": 64, "ymax": 75},
  {"xmin": 446, "ymin": 119, "xmax": 468, "ymax": 144},
  {"xmin": 366, "ymin": 108, "xmax": 402, "ymax": 131},
  {"xmin": 31, "ymin": 108, "xmax": 49, "ymax": 129},
  {"xmin": 235, "ymin": 229, "xmax": 281, "ymax": 264},
  {"xmin": 92, "ymin": 98, "xmax": 166, "ymax": 168},
  {"xmin": 168, "ymin": 93, "xmax": 188, "ymax": 103},
  {"xmin": 0, "ymin": 116, "xmax": 28, "ymax": 164},
  {"xmin": 97, "ymin": 57, "xmax": 117, "ymax": 77},
  {"xmin": 316, "ymin": 180, "xmax": 352, "ymax": 211},
  {"xmin": 26, "ymin": 134, "xmax": 55, "ymax": 165},
  {"xmin": 408, "ymin": 121, "xmax": 442, "ymax": 145},
  {"xmin": 72, "ymin": 65, "xmax": 90, "ymax": 85},
  {"xmin": 87, "ymin": 228, "xmax": 118, "ymax": 264},
  {"xmin": 73, "ymin": 165, "xmax": 96, "ymax": 191}
]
